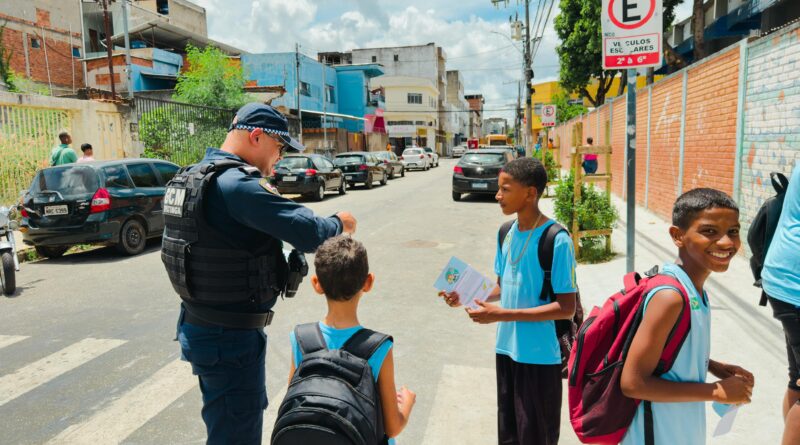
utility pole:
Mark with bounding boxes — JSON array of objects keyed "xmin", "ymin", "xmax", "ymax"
[
  {"xmin": 295, "ymin": 43, "xmax": 303, "ymax": 144},
  {"xmin": 100, "ymin": 0, "xmax": 116, "ymax": 98},
  {"xmin": 523, "ymin": 0, "xmax": 533, "ymax": 156},
  {"xmin": 322, "ymin": 60, "xmax": 327, "ymax": 156},
  {"xmin": 121, "ymin": 0, "xmax": 133, "ymax": 99}
]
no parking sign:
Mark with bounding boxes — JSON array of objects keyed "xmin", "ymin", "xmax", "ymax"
[
  {"xmin": 542, "ymin": 105, "xmax": 556, "ymax": 127},
  {"xmin": 601, "ymin": 0, "xmax": 663, "ymax": 69}
]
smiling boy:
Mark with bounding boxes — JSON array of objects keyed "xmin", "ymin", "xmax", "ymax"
[{"xmin": 619, "ymin": 188, "xmax": 755, "ymax": 444}]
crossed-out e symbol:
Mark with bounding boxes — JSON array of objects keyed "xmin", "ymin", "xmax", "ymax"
[{"xmin": 608, "ymin": 0, "xmax": 656, "ymax": 29}]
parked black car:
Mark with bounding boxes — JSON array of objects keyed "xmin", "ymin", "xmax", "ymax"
[
  {"xmin": 20, "ymin": 159, "xmax": 180, "ymax": 257},
  {"xmin": 451, "ymin": 149, "xmax": 515, "ymax": 201},
  {"xmin": 374, "ymin": 151, "xmax": 405, "ymax": 179},
  {"xmin": 272, "ymin": 154, "xmax": 346, "ymax": 200},
  {"xmin": 334, "ymin": 152, "xmax": 389, "ymax": 189}
]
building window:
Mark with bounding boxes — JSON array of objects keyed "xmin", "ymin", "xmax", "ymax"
[
  {"xmin": 300, "ymin": 81, "xmax": 311, "ymax": 97},
  {"xmin": 393, "ymin": 54, "xmax": 399, "ymax": 62},
  {"xmin": 72, "ymin": 46, "xmax": 81, "ymax": 58},
  {"xmin": 407, "ymin": 93, "xmax": 422, "ymax": 104},
  {"xmin": 326, "ymin": 85, "xmax": 335, "ymax": 104},
  {"xmin": 533, "ymin": 103, "xmax": 543, "ymax": 115},
  {"xmin": 371, "ymin": 55, "xmax": 377, "ymax": 63},
  {"xmin": 30, "ymin": 38, "xmax": 40, "ymax": 49},
  {"xmin": 156, "ymin": 0, "xmax": 169, "ymax": 15}
]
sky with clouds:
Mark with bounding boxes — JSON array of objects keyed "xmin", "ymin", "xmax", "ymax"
[{"xmin": 192, "ymin": 0, "xmax": 694, "ymax": 122}]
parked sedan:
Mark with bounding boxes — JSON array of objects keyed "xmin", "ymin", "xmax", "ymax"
[
  {"xmin": 400, "ymin": 148, "xmax": 430, "ymax": 171},
  {"xmin": 423, "ymin": 147, "xmax": 440, "ymax": 167},
  {"xmin": 272, "ymin": 154, "xmax": 346, "ymax": 200},
  {"xmin": 452, "ymin": 145, "xmax": 467, "ymax": 157},
  {"xmin": 334, "ymin": 152, "xmax": 389, "ymax": 189},
  {"xmin": 374, "ymin": 151, "xmax": 405, "ymax": 179},
  {"xmin": 451, "ymin": 149, "xmax": 515, "ymax": 201},
  {"xmin": 20, "ymin": 159, "xmax": 180, "ymax": 257}
]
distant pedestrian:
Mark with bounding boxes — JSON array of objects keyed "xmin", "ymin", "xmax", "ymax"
[
  {"xmin": 761, "ymin": 161, "xmax": 800, "ymax": 445},
  {"xmin": 77, "ymin": 143, "xmax": 95, "ymax": 163},
  {"xmin": 582, "ymin": 136, "xmax": 598, "ymax": 174},
  {"xmin": 386, "ymin": 142, "xmax": 393, "ymax": 152},
  {"xmin": 49, "ymin": 131, "xmax": 78, "ymax": 166},
  {"xmin": 548, "ymin": 138, "xmax": 554, "ymax": 150}
]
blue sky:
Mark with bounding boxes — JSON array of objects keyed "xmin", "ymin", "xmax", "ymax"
[{"xmin": 193, "ymin": 0, "xmax": 694, "ymax": 122}]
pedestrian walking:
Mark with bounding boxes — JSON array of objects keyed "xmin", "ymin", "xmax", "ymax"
[
  {"xmin": 49, "ymin": 131, "xmax": 77, "ymax": 166},
  {"xmin": 440, "ymin": 157, "xmax": 578, "ymax": 445},
  {"xmin": 77, "ymin": 143, "xmax": 95, "ymax": 163},
  {"xmin": 760, "ymin": 161, "xmax": 800, "ymax": 445},
  {"xmin": 161, "ymin": 102, "xmax": 357, "ymax": 445},
  {"xmin": 582, "ymin": 137, "xmax": 598, "ymax": 174}
]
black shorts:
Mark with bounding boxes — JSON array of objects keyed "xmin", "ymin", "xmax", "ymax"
[
  {"xmin": 768, "ymin": 296, "xmax": 800, "ymax": 392},
  {"xmin": 496, "ymin": 354, "xmax": 562, "ymax": 445}
]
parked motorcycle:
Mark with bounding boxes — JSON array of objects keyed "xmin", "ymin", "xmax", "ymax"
[{"xmin": 0, "ymin": 206, "xmax": 20, "ymax": 296}]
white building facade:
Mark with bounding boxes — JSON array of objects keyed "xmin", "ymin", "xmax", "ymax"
[{"xmin": 370, "ymin": 76, "xmax": 439, "ymax": 153}]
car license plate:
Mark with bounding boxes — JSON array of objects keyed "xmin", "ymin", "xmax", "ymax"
[
  {"xmin": 44, "ymin": 205, "xmax": 68, "ymax": 216},
  {"xmin": 283, "ymin": 176, "xmax": 297, "ymax": 182},
  {"xmin": 473, "ymin": 183, "xmax": 488, "ymax": 190}
]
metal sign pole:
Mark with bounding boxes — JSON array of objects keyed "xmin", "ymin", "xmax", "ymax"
[{"xmin": 625, "ymin": 69, "xmax": 636, "ymax": 273}]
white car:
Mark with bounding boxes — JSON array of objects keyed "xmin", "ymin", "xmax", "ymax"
[
  {"xmin": 400, "ymin": 148, "xmax": 430, "ymax": 171},
  {"xmin": 452, "ymin": 145, "xmax": 466, "ymax": 157},
  {"xmin": 423, "ymin": 147, "xmax": 440, "ymax": 167}
]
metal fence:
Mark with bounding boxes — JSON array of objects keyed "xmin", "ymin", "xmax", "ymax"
[
  {"xmin": 134, "ymin": 97, "xmax": 236, "ymax": 166},
  {"xmin": 0, "ymin": 104, "xmax": 71, "ymax": 205}
]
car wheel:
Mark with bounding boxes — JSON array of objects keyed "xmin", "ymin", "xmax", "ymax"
[
  {"xmin": 401, "ymin": 167, "xmax": 405, "ymax": 177},
  {"xmin": 452, "ymin": 191, "xmax": 462, "ymax": 201},
  {"xmin": 365, "ymin": 173, "xmax": 374, "ymax": 189},
  {"xmin": 314, "ymin": 182, "xmax": 325, "ymax": 201},
  {"xmin": 389, "ymin": 168, "xmax": 395, "ymax": 180},
  {"xmin": 338, "ymin": 178, "xmax": 347, "ymax": 195},
  {"xmin": 1, "ymin": 251, "xmax": 15, "ymax": 296},
  {"xmin": 35, "ymin": 245, "xmax": 69, "ymax": 259},
  {"xmin": 425, "ymin": 164, "xmax": 430, "ymax": 171},
  {"xmin": 380, "ymin": 172, "xmax": 388, "ymax": 186},
  {"xmin": 116, "ymin": 218, "xmax": 146, "ymax": 256}
]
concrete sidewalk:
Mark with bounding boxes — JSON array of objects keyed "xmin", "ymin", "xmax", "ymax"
[{"xmin": 542, "ymin": 194, "xmax": 785, "ymax": 444}]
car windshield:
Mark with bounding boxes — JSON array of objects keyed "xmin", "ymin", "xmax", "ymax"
[
  {"xmin": 424, "ymin": 148, "xmax": 433, "ymax": 153},
  {"xmin": 461, "ymin": 153, "xmax": 505, "ymax": 164},
  {"xmin": 335, "ymin": 155, "xmax": 365, "ymax": 164},
  {"xmin": 30, "ymin": 166, "xmax": 99, "ymax": 197},
  {"xmin": 276, "ymin": 157, "xmax": 310, "ymax": 169},
  {"xmin": 403, "ymin": 149, "xmax": 421, "ymax": 155}
]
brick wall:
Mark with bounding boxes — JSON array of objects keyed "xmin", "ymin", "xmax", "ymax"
[
  {"xmin": 740, "ymin": 22, "xmax": 800, "ymax": 251},
  {"xmin": 1, "ymin": 22, "xmax": 84, "ymax": 90}
]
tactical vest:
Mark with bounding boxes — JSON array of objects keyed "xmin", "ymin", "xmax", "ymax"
[{"xmin": 161, "ymin": 160, "xmax": 287, "ymax": 313}]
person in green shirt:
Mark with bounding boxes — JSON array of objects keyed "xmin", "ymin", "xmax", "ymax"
[{"xmin": 50, "ymin": 131, "xmax": 78, "ymax": 166}]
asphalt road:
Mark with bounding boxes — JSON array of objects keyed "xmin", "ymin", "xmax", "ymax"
[{"xmin": 0, "ymin": 157, "xmax": 785, "ymax": 444}]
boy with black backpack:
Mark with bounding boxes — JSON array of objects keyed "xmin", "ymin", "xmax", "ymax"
[
  {"xmin": 272, "ymin": 235, "xmax": 415, "ymax": 445},
  {"xmin": 440, "ymin": 157, "xmax": 578, "ymax": 445}
]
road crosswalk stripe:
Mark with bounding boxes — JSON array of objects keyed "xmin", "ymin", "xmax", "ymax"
[
  {"xmin": 422, "ymin": 364, "xmax": 496, "ymax": 445},
  {"xmin": 0, "ymin": 337, "xmax": 126, "ymax": 407},
  {"xmin": 0, "ymin": 335, "xmax": 28, "ymax": 350},
  {"xmin": 46, "ymin": 359, "xmax": 196, "ymax": 445}
]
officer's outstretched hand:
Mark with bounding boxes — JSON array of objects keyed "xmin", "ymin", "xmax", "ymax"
[{"xmin": 336, "ymin": 211, "xmax": 357, "ymax": 234}]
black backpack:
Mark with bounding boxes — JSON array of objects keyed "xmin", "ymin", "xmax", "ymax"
[
  {"xmin": 272, "ymin": 323, "xmax": 391, "ymax": 445},
  {"xmin": 747, "ymin": 172, "xmax": 790, "ymax": 306},
  {"xmin": 499, "ymin": 220, "xmax": 584, "ymax": 378}
]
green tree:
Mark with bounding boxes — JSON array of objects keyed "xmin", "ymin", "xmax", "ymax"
[
  {"xmin": 173, "ymin": 44, "xmax": 249, "ymax": 108},
  {"xmin": 552, "ymin": 89, "xmax": 587, "ymax": 124},
  {"xmin": 0, "ymin": 23, "xmax": 18, "ymax": 92}
]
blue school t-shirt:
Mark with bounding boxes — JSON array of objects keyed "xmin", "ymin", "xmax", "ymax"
[
  {"xmin": 762, "ymin": 161, "xmax": 800, "ymax": 307},
  {"xmin": 290, "ymin": 322, "xmax": 393, "ymax": 382},
  {"xmin": 493, "ymin": 219, "xmax": 578, "ymax": 365},
  {"xmin": 621, "ymin": 262, "xmax": 711, "ymax": 445}
]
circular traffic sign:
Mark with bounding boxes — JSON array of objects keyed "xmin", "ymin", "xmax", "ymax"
[
  {"xmin": 607, "ymin": 0, "xmax": 656, "ymax": 30},
  {"xmin": 543, "ymin": 106, "xmax": 555, "ymax": 116}
]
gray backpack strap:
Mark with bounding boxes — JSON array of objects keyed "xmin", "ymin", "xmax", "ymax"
[
  {"xmin": 498, "ymin": 220, "xmax": 514, "ymax": 249},
  {"xmin": 295, "ymin": 323, "xmax": 327, "ymax": 356},
  {"xmin": 342, "ymin": 329, "xmax": 392, "ymax": 361}
]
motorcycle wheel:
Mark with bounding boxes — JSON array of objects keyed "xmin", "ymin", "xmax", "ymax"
[{"xmin": 1, "ymin": 251, "xmax": 15, "ymax": 296}]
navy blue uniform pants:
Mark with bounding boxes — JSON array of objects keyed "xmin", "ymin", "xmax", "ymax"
[{"xmin": 177, "ymin": 310, "xmax": 268, "ymax": 445}]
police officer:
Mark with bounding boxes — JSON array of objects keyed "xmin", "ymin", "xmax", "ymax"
[{"xmin": 161, "ymin": 103, "xmax": 356, "ymax": 444}]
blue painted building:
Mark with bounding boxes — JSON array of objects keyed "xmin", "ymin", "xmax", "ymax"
[
  {"xmin": 129, "ymin": 48, "xmax": 184, "ymax": 91},
  {"xmin": 242, "ymin": 52, "xmax": 385, "ymax": 132}
]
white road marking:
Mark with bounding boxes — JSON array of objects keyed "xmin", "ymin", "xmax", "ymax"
[
  {"xmin": 0, "ymin": 335, "xmax": 28, "ymax": 350},
  {"xmin": 0, "ymin": 338, "xmax": 126, "ymax": 407},
  {"xmin": 46, "ymin": 359, "xmax": 196, "ymax": 444},
  {"xmin": 422, "ymin": 364, "xmax": 496, "ymax": 445}
]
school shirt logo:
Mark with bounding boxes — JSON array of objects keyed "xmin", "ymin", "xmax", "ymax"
[{"xmin": 690, "ymin": 296, "xmax": 701, "ymax": 310}]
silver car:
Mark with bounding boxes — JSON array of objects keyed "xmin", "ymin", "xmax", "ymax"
[
  {"xmin": 400, "ymin": 148, "xmax": 430, "ymax": 171},
  {"xmin": 452, "ymin": 145, "xmax": 467, "ymax": 157}
]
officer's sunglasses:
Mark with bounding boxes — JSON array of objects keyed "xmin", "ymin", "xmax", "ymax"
[{"xmin": 268, "ymin": 134, "xmax": 287, "ymax": 155}]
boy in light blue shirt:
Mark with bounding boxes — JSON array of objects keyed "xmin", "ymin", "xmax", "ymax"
[
  {"xmin": 761, "ymin": 160, "xmax": 800, "ymax": 445},
  {"xmin": 440, "ymin": 157, "xmax": 577, "ymax": 444}
]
